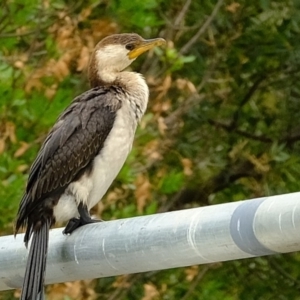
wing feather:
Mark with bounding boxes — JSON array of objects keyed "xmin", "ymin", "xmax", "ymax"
[{"xmin": 16, "ymin": 86, "xmax": 123, "ymax": 231}]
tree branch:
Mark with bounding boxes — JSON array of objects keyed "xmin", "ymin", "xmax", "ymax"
[
  {"xmin": 230, "ymin": 75, "xmax": 266, "ymax": 130},
  {"xmin": 181, "ymin": 265, "xmax": 211, "ymax": 300},
  {"xmin": 179, "ymin": 0, "xmax": 224, "ymax": 55},
  {"xmin": 268, "ymin": 257, "xmax": 300, "ymax": 289},
  {"xmin": 208, "ymin": 119, "xmax": 273, "ymax": 143},
  {"xmin": 174, "ymin": 0, "xmax": 192, "ymax": 28}
]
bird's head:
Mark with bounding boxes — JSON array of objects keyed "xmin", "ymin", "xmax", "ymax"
[{"xmin": 88, "ymin": 33, "xmax": 166, "ymax": 87}]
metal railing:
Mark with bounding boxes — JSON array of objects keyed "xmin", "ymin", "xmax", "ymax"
[{"xmin": 1, "ymin": 192, "xmax": 300, "ymax": 291}]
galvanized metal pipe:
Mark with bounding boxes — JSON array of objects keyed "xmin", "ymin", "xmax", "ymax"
[{"xmin": 1, "ymin": 192, "xmax": 300, "ymax": 291}]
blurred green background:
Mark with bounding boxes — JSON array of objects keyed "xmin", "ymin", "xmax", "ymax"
[{"xmin": 1, "ymin": 0, "xmax": 300, "ymax": 299}]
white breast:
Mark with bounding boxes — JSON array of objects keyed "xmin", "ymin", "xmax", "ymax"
[{"xmin": 87, "ymin": 100, "xmax": 137, "ymax": 209}]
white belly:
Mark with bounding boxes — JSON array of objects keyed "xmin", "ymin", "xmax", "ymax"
[
  {"xmin": 53, "ymin": 102, "xmax": 137, "ymax": 222},
  {"xmin": 87, "ymin": 109, "xmax": 136, "ymax": 209}
]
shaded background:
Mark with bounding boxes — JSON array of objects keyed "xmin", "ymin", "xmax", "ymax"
[{"xmin": 1, "ymin": 0, "xmax": 300, "ymax": 299}]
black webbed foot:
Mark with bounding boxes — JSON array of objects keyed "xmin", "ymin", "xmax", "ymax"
[
  {"xmin": 63, "ymin": 218, "xmax": 81, "ymax": 235},
  {"xmin": 63, "ymin": 203, "xmax": 103, "ymax": 235}
]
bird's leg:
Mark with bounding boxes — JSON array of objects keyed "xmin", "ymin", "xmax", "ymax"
[
  {"xmin": 78, "ymin": 202, "xmax": 103, "ymax": 224},
  {"xmin": 63, "ymin": 203, "xmax": 102, "ymax": 235}
]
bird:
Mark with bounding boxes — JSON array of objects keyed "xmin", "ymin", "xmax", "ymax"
[{"xmin": 15, "ymin": 33, "xmax": 166, "ymax": 300}]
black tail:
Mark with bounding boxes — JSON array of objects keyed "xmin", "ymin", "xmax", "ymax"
[{"xmin": 20, "ymin": 220, "xmax": 50, "ymax": 300}]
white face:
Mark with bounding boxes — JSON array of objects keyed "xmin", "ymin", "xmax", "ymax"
[{"xmin": 95, "ymin": 44, "xmax": 135, "ymax": 72}]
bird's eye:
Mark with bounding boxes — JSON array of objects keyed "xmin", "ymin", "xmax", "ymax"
[{"xmin": 125, "ymin": 44, "xmax": 135, "ymax": 51}]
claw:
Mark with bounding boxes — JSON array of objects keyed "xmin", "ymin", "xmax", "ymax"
[{"xmin": 63, "ymin": 204, "xmax": 103, "ymax": 235}]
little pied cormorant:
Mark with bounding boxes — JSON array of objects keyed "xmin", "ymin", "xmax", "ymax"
[{"xmin": 15, "ymin": 33, "xmax": 166, "ymax": 300}]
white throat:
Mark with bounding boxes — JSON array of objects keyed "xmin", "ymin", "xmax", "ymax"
[
  {"xmin": 97, "ymin": 67, "xmax": 118, "ymax": 83},
  {"xmin": 95, "ymin": 45, "xmax": 135, "ymax": 84}
]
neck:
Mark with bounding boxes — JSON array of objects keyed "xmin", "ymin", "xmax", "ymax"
[
  {"xmin": 117, "ymin": 71, "xmax": 149, "ymax": 121},
  {"xmin": 88, "ymin": 56, "xmax": 149, "ymax": 122},
  {"xmin": 88, "ymin": 63, "xmax": 119, "ymax": 88},
  {"xmin": 88, "ymin": 52, "xmax": 119, "ymax": 87},
  {"xmin": 88, "ymin": 48, "xmax": 134, "ymax": 87},
  {"xmin": 92, "ymin": 69, "xmax": 149, "ymax": 122},
  {"xmin": 96, "ymin": 68, "xmax": 118, "ymax": 86}
]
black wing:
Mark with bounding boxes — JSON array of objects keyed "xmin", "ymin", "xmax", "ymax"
[{"xmin": 16, "ymin": 86, "xmax": 123, "ymax": 234}]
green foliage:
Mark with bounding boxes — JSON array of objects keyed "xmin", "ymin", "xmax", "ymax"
[
  {"xmin": 2, "ymin": 0, "xmax": 300, "ymax": 299},
  {"xmin": 159, "ymin": 170, "xmax": 184, "ymax": 194},
  {"xmin": 109, "ymin": 0, "xmax": 163, "ymax": 30},
  {"xmin": 163, "ymin": 47, "xmax": 196, "ymax": 73}
]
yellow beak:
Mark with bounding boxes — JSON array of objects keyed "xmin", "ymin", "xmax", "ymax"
[{"xmin": 128, "ymin": 38, "xmax": 166, "ymax": 59}]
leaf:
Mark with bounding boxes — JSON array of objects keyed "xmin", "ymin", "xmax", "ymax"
[
  {"xmin": 6, "ymin": 122, "xmax": 17, "ymax": 143},
  {"xmin": 45, "ymin": 84, "xmax": 58, "ymax": 99},
  {"xmin": 0, "ymin": 139, "xmax": 5, "ymax": 155},
  {"xmin": 77, "ymin": 46, "xmax": 90, "ymax": 72},
  {"xmin": 14, "ymin": 142, "xmax": 30, "ymax": 158},
  {"xmin": 142, "ymin": 283, "xmax": 160, "ymax": 300},
  {"xmin": 185, "ymin": 265, "xmax": 199, "ymax": 281},
  {"xmin": 245, "ymin": 153, "xmax": 270, "ymax": 173},
  {"xmin": 46, "ymin": 280, "xmax": 96, "ymax": 300},
  {"xmin": 135, "ymin": 173, "xmax": 152, "ymax": 213},
  {"xmin": 226, "ymin": 2, "xmax": 241, "ymax": 13},
  {"xmin": 181, "ymin": 158, "xmax": 193, "ymax": 176},
  {"xmin": 229, "ymin": 140, "xmax": 248, "ymax": 161},
  {"xmin": 156, "ymin": 75, "xmax": 172, "ymax": 100},
  {"xmin": 157, "ymin": 117, "xmax": 167, "ymax": 135},
  {"xmin": 143, "ymin": 140, "xmax": 162, "ymax": 161}
]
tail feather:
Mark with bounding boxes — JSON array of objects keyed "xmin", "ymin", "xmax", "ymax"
[{"xmin": 20, "ymin": 220, "xmax": 50, "ymax": 300}]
